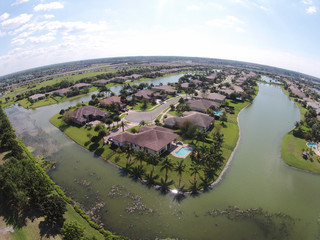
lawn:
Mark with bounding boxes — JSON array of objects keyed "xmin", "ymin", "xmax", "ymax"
[
  {"xmin": 131, "ymin": 102, "xmax": 155, "ymax": 111},
  {"xmin": 281, "ymin": 131, "xmax": 320, "ymax": 173}
]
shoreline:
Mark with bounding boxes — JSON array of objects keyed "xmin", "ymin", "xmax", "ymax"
[{"xmin": 209, "ymin": 103, "xmax": 251, "ymax": 189}]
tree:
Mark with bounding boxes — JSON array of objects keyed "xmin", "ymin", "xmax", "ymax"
[
  {"xmin": 105, "ymin": 118, "xmax": 113, "ymax": 129},
  {"xmin": 159, "ymin": 177, "xmax": 174, "ymax": 193},
  {"xmin": 135, "ymin": 150, "xmax": 146, "ymax": 166},
  {"xmin": 113, "ymin": 115, "xmax": 121, "ymax": 127},
  {"xmin": 139, "ymin": 120, "xmax": 145, "ymax": 126},
  {"xmin": 144, "ymin": 170, "xmax": 159, "ymax": 186},
  {"xmin": 61, "ymin": 221, "xmax": 84, "ymax": 240},
  {"xmin": 174, "ymin": 160, "xmax": 186, "ymax": 187},
  {"xmin": 190, "ymin": 163, "xmax": 201, "ymax": 182},
  {"xmin": 120, "ymin": 121, "xmax": 126, "ymax": 132},
  {"xmin": 160, "ymin": 157, "xmax": 174, "ymax": 180},
  {"xmin": 141, "ymin": 99, "xmax": 148, "ymax": 110},
  {"xmin": 41, "ymin": 195, "xmax": 67, "ymax": 228}
]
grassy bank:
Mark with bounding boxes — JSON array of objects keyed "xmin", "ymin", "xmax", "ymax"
[
  {"xmin": 281, "ymin": 131, "xmax": 320, "ymax": 173},
  {"xmin": 281, "ymin": 87, "xmax": 320, "ymax": 173}
]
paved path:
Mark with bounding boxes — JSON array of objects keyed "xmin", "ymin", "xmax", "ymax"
[{"xmin": 124, "ymin": 97, "xmax": 180, "ymax": 123}]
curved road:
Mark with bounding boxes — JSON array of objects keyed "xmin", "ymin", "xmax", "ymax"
[{"xmin": 124, "ymin": 97, "xmax": 180, "ymax": 123}]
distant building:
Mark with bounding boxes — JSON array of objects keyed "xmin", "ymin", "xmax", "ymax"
[
  {"xmin": 100, "ymin": 96, "xmax": 123, "ymax": 107},
  {"xmin": 29, "ymin": 93, "xmax": 46, "ymax": 102},
  {"xmin": 92, "ymin": 79, "xmax": 110, "ymax": 86},
  {"xmin": 110, "ymin": 126, "xmax": 178, "ymax": 155},
  {"xmin": 49, "ymin": 88, "xmax": 71, "ymax": 96},
  {"xmin": 73, "ymin": 83, "xmax": 92, "ymax": 89},
  {"xmin": 71, "ymin": 105, "xmax": 109, "ymax": 125}
]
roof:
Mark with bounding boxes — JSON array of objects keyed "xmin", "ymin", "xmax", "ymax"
[
  {"xmin": 71, "ymin": 106, "xmax": 109, "ymax": 124},
  {"xmin": 196, "ymin": 92, "xmax": 226, "ymax": 102},
  {"xmin": 187, "ymin": 99, "xmax": 220, "ymax": 111},
  {"xmin": 73, "ymin": 83, "xmax": 91, "ymax": 88},
  {"xmin": 92, "ymin": 79, "xmax": 110, "ymax": 85},
  {"xmin": 53, "ymin": 88, "xmax": 70, "ymax": 94},
  {"xmin": 134, "ymin": 89, "xmax": 154, "ymax": 99},
  {"xmin": 112, "ymin": 126, "xmax": 178, "ymax": 152},
  {"xmin": 164, "ymin": 112, "xmax": 214, "ymax": 128},
  {"xmin": 29, "ymin": 93, "xmax": 46, "ymax": 100},
  {"xmin": 152, "ymin": 85, "xmax": 176, "ymax": 93},
  {"xmin": 181, "ymin": 83, "xmax": 189, "ymax": 88},
  {"xmin": 100, "ymin": 96, "xmax": 121, "ymax": 105}
]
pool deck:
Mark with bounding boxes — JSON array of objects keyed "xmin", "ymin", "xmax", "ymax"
[{"xmin": 170, "ymin": 143, "xmax": 193, "ymax": 158}]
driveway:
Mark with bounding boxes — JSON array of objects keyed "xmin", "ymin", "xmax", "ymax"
[{"xmin": 124, "ymin": 97, "xmax": 180, "ymax": 123}]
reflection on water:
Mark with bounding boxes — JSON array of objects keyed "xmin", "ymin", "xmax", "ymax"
[{"xmin": 5, "ymin": 80, "xmax": 320, "ymax": 239}]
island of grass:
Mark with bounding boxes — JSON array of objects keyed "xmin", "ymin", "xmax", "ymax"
[
  {"xmin": 50, "ymin": 84, "xmax": 258, "ymax": 193},
  {"xmin": 281, "ymin": 87, "xmax": 320, "ymax": 173}
]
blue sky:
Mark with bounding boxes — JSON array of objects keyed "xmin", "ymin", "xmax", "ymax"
[{"xmin": 0, "ymin": 0, "xmax": 319, "ymax": 78}]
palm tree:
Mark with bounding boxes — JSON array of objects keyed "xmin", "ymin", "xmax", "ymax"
[
  {"xmin": 120, "ymin": 121, "xmax": 127, "ymax": 132},
  {"xmin": 124, "ymin": 145, "xmax": 134, "ymax": 164},
  {"xmin": 105, "ymin": 118, "xmax": 113, "ymax": 129},
  {"xmin": 135, "ymin": 149, "xmax": 146, "ymax": 166},
  {"xmin": 190, "ymin": 163, "xmax": 201, "ymax": 182},
  {"xmin": 199, "ymin": 176, "xmax": 212, "ymax": 190},
  {"xmin": 131, "ymin": 165, "xmax": 144, "ymax": 180},
  {"xmin": 147, "ymin": 153, "xmax": 160, "ymax": 169},
  {"xmin": 174, "ymin": 160, "xmax": 186, "ymax": 187},
  {"xmin": 159, "ymin": 177, "xmax": 174, "ymax": 193},
  {"xmin": 123, "ymin": 161, "xmax": 133, "ymax": 174},
  {"xmin": 160, "ymin": 157, "xmax": 174, "ymax": 180},
  {"xmin": 144, "ymin": 170, "xmax": 159, "ymax": 186}
]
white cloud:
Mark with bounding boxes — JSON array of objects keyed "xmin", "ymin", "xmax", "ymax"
[
  {"xmin": 34, "ymin": 2, "xmax": 64, "ymax": 11},
  {"xmin": 302, "ymin": 0, "xmax": 317, "ymax": 14},
  {"xmin": 0, "ymin": 30, "xmax": 6, "ymax": 37},
  {"xmin": 206, "ymin": 15, "xmax": 245, "ymax": 32},
  {"xmin": 42, "ymin": 14, "xmax": 55, "ymax": 19},
  {"xmin": 306, "ymin": 5, "xmax": 317, "ymax": 14},
  {"xmin": 0, "ymin": 12, "xmax": 10, "ymax": 21},
  {"xmin": 11, "ymin": 0, "xmax": 29, "ymax": 6},
  {"xmin": 187, "ymin": 5, "xmax": 201, "ymax": 11},
  {"xmin": 1, "ymin": 14, "xmax": 32, "ymax": 29},
  {"xmin": 235, "ymin": 0, "xmax": 269, "ymax": 11}
]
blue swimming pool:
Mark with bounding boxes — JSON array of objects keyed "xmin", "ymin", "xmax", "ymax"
[
  {"xmin": 308, "ymin": 142, "xmax": 317, "ymax": 148},
  {"xmin": 175, "ymin": 147, "xmax": 192, "ymax": 157},
  {"xmin": 127, "ymin": 95, "xmax": 133, "ymax": 99},
  {"xmin": 214, "ymin": 110, "xmax": 224, "ymax": 116}
]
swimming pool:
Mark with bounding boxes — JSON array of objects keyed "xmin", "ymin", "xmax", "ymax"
[
  {"xmin": 214, "ymin": 110, "xmax": 224, "ymax": 116},
  {"xmin": 127, "ymin": 95, "xmax": 133, "ymax": 99},
  {"xmin": 175, "ymin": 147, "xmax": 192, "ymax": 157},
  {"xmin": 308, "ymin": 142, "xmax": 317, "ymax": 148}
]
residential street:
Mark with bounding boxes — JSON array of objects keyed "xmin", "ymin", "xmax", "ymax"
[{"xmin": 124, "ymin": 97, "xmax": 180, "ymax": 123}]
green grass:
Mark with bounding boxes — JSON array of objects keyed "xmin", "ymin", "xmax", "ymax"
[
  {"xmin": 131, "ymin": 102, "xmax": 155, "ymax": 111},
  {"xmin": 281, "ymin": 131, "xmax": 320, "ymax": 173},
  {"xmin": 17, "ymin": 87, "xmax": 98, "ymax": 109}
]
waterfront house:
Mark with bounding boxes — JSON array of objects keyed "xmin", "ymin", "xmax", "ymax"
[
  {"xmin": 186, "ymin": 99, "xmax": 220, "ymax": 113},
  {"xmin": 164, "ymin": 112, "xmax": 214, "ymax": 131},
  {"xmin": 71, "ymin": 105, "xmax": 109, "ymax": 125},
  {"xmin": 73, "ymin": 83, "xmax": 92, "ymax": 89},
  {"xmin": 29, "ymin": 93, "xmax": 46, "ymax": 102},
  {"xmin": 100, "ymin": 96, "xmax": 122, "ymax": 106},
  {"xmin": 110, "ymin": 126, "xmax": 178, "ymax": 155},
  {"xmin": 49, "ymin": 88, "xmax": 71, "ymax": 96},
  {"xmin": 92, "ymin": 79, "xmax": 111, "ymax": 86},
  {"xmin": 195, "ymin": 92, "xmax": 226, "ymax": 104}
]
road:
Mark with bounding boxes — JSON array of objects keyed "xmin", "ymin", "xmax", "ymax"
[{"xmin": 124, "ymin": 97, "xmax": 180, "ymax": 123}]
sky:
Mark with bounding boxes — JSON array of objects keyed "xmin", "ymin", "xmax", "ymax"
[{"xmin": 0, "ymin": 0, "xmax": 319, "ymax": 78}]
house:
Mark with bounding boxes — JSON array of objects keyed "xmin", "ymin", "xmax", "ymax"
[
  {"xmin": 71, "ymin": 105, "xmax": 110, "ymax": 125},
  {"xmin": 50, "ymin": 88, "xmax": 71, "ymax": 96},
  {"xmin": 127, "ymin": 74, "xmax": 142, "ymax": 80},
  {"xmin": 110, "ymin": 126, "xmax": 178, "ymax": 155},
  {"xmin": 92, "ymin": 79, "xmax": 110, "ymax": 86},
  {"xmin": 152, "ymin": 85, "xmax": 177, "ymax": 95},
  {"xmin": 134, "ymin": 89, "xmax": 154, "ymax": 100},
  {"xmin": 100, "ymin": 96, "xmax": 122, "ymax": 106},
  {"xmin": 206, "ymin": 73, "xmax": 217, "ymax": 81},
  {"xmin": 73, "ymin": 83, "xmax": 92, "ymax": 89},
  {"xmin": 29, "ymin": 93, "xmax": 46, "ymax": 102},
  {"xmin": 164, "ymin": 112, "xmax": 214, "ymax": 130},
  {"xmin": 181, "ymin": 83, "xmax": 189, "ymax": 89},
  {"xmin": 195, "ymin": 92, "xmax": 226, "ymax": 104},
  {"xmin": 187, "ymin": 99, "xmax": 220, "ymax": 113},
  {"xmin": 134, "ymin": 89, "xmax": 166, "ymax": 100}
]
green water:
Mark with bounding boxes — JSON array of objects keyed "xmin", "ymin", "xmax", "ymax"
[{"xmin": 6, "ymin": 82, "xmax": 320, "ymax": 239}]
